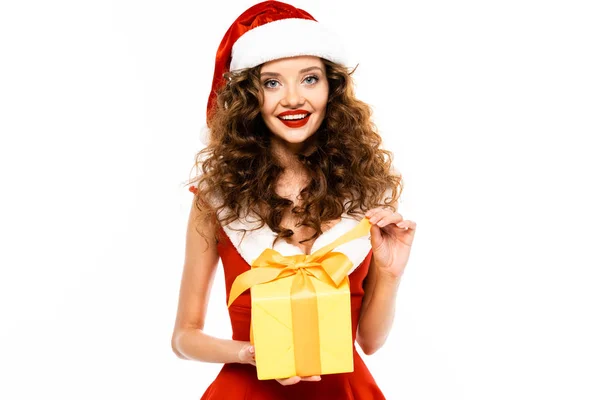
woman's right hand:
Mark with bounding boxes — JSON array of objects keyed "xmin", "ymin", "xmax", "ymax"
[
  {"xmin": 237, "ymin": 342, "xmax": 256, "ymax": 366},
  {"xmin": 238, "ymin": 343, "xmax": 321, "ymax": 385}
]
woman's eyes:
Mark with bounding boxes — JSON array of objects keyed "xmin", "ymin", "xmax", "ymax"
[
  {"xmin": 304, "ymin": 75, "xmax": 319, "ymax": 85},
  {"xmin": 263, "ymin": 75, "xmax": 320, "ymax": 89},
  {"xmin": 263, "ymin": 79, "xmax": 279, "ymax": 89}
]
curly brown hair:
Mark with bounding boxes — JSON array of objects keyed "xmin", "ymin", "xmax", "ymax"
[{"xmin": 185, "ymin": 58, "xmax": 403, "ymax": 248}]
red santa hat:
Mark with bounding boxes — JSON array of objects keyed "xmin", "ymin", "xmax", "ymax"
[{"xmin": 206, "ymin": 0, "xmax": 351, "ymax": 123}]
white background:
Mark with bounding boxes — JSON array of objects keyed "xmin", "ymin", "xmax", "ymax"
[{"xmin": 1, "ymin": 0, "xmax": 599, "ymax": 399}]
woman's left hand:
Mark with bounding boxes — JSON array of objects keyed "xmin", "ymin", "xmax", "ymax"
[{"xmin": 366, "ymin": 207, "xmax": 417, "ymax": 281}]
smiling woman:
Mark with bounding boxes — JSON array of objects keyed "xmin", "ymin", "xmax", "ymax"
[{"xmin": 172, "ymin": 1, "xmax": 415, "ymax": 399}]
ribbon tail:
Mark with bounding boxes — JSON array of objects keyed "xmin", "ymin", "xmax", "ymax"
[
  {"xmin": 309, "ymin": 217, "xmax": 372, "ymax": 260},
  {"xmin": 307, "ymin": 217, "xmax": 373, "ymax": 286}
]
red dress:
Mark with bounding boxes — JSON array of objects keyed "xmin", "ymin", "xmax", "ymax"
[{"xmin": 200, "ymin": 222, "xmax": 387, "ymax": 399}]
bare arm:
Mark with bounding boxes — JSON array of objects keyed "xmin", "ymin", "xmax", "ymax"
[
  {"xmin": 171, "ymin": 199, "xmax": 250, "ymax": 364},
  {"xmin": 356, "ymin": 255, "xmax": 402, "ymax": 355},
  {"xmin": 356, "ymin": 196, "xmax": 407, "ymax": 355}
]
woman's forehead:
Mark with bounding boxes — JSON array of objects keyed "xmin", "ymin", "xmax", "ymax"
[{"xmin": 259, "ymin": 56, "xmax": 324, "ymax": 74}]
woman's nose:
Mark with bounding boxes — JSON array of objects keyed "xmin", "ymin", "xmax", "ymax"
[{"xmin": 282, "ymin": 86, "xmax": 305, "ymax": 107}]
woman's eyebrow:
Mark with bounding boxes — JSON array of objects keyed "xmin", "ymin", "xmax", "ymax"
[{"xmin": 260, "ymin": 66, "xmax": 324, "ymax": 77}]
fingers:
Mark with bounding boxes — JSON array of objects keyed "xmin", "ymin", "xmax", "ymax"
[
  {"xmin": 249, "ymin": 345, "xmax": 255, "ymax": 359},
  {"xmin": 276, "ymin": 375, "xmax": 322, "ymax": 386},
  {"xmin": 276, "ymin": 376, "xmax": 301, "ymax": 386},
  {"xmin": 238, "ymin": 344, "xmax": 256, "ymax": 366},
  {"xmin": 366, "ymin": 208, "xmax": 404, "ymax": 228},
  {"xmin": 396, "ymin": 220, "xmax": 416, "ymax": 231},
  {"xmin": 301, "ymin": 375, "xmax": 322, "ymax": 382},
  {"xmin": 248, "ymin": 345, "xmax": 256, "ymax": 366}
]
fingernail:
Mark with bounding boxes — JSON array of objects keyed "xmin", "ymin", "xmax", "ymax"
[{"xmin": 249, "ymin": 346, "xmax": 254, "ymax": 353}]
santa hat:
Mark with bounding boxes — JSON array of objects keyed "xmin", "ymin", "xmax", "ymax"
[{"xmin": 206, "ymin": 0, "xmax": 351, "ymax": 123}]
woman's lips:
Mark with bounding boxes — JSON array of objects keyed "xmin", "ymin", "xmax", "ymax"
[{"xmin": 277, "ymin": 113, "xmax": 311, "ymax": 128}]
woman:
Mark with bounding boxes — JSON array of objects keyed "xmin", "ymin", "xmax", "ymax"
[{"xmin": 172, "ymin": 1, "xmax": 416, "ymax": 398}]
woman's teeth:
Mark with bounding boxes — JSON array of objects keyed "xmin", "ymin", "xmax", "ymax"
[{"xmin": 279, "ymin": 114, "xmax": 308, "ymax": 120}]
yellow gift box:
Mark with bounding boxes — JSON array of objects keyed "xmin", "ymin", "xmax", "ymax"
[{"xmin": 228, "ymin": 217, "xmax": 372, "ymax": 380}]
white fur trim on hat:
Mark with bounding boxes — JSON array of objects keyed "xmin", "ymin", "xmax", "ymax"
[{"xmin": 230, "ymin": 18, "xmax": 350, "ymax": 71}]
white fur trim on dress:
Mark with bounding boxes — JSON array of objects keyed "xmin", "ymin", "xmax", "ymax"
[
  {"xmin": 230, "ymin": 18, "xmax": 350, "ymax": 71},
  {"xmin": 219, "ymin": 210, "xmax": 372, "ymax": 276}
]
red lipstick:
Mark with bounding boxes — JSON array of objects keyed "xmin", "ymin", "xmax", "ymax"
[{"xmin": 277, "ymin": 109, "xmax": 311, "ymax": 128}]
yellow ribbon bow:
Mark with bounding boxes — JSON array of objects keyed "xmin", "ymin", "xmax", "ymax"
[{"xmin": 227, "ymin": 217, "xmax": 372, "ymax": 377}]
